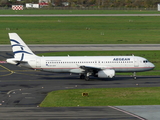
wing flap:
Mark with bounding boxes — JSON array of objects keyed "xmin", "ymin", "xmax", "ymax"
[{"xmin": 80, "ymin": 65, "xmax": 102, "ymax": 71}]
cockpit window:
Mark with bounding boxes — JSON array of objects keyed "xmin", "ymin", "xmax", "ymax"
[{"xmin": 143, "ymin": 60, "xmax": 149, "ymax": 63}]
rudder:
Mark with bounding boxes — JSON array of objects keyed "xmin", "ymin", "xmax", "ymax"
[{"xmin": 9, "ymin": 33, "xmax": 36, "ymax": 60}]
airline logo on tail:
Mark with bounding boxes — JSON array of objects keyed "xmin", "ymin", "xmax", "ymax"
[
  {"xmin": 9, "ymin": 33, "xmax": 36, "ymax": 61},
  {"xmin": 10, "ymin": 39, "xmax": 33, "ymax": 55}
]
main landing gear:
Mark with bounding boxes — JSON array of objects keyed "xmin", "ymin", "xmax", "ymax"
[
  {"xmin": 80, "ymin": 74, "xmax": 85, "ymax": 79},
  {"xmin": 80, "ymin": 73, "xmax": 91, "ymax": 81}
]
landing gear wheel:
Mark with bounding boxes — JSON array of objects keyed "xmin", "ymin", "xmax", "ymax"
[
  {"xmin": 133, "ymin": 72, "xmax": 137, "ymax": 80},
  {"xmin": 85, "ymin": 76, "xmax": 90, "ymax": 81},
  {"xmin": 80, "ymin": 74, "xmax": 85, "ymax": 79}
]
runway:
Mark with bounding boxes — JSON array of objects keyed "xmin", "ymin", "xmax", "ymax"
[
  {"xmin": 1, "ymin": 44, "xmax": 160, "ymax": 51},
  {"xmin": 0, "ymin": 51, "xmax": 160, "ymax": 119}
]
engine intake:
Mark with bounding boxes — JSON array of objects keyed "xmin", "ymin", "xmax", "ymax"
[{"xmin": 98, "ymin": 69, "xmax": 115, "ymax": 78}]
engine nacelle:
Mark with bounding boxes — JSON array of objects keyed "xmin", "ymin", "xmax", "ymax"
[{"xmin": 98, "ymin": 69, "xmax": 115, "ymax": 78}]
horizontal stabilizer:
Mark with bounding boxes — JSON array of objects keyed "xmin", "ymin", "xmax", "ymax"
[{"xmin": 6, "ymin": 58, "xmax": 28, "ymax": 65}]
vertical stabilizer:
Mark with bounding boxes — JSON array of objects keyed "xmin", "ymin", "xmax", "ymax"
[{"xmin": 9, "ymin": 33, "xmax": 36, "ymax": 60}]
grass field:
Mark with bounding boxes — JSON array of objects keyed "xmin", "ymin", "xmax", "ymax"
[
  {"xmin": 1, "ymin": 16, "xmax": 160, "ymax": 44},
  {"xmin": 0, "ymin": 9, "xmax": 159, "ymax": 15},
  {"xmin": 40, "ymin": 87, "xmax": 160, "ymax": 107}
]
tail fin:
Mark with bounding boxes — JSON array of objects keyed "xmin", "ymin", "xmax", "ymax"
[{"xmin": 9, "ymin": 33, "xmax": 37, "ymax": 60}]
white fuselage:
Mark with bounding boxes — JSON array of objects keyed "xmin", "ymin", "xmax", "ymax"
[
  {"xmin": 21, "ymin": 56, "xmax": 154, "ymax": 73},
  {"xmin": 6, "ymin": 33, "xmax": 155, "ymax": 80}
]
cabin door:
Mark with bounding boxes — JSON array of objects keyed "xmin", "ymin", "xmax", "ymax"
[
  {"xmin": 134, "ymin": 58, "xmax": 139, "ymax": 67},
  {"xmin": 36, "ymin": 58, "xmax": 41, "ymax": 68}
]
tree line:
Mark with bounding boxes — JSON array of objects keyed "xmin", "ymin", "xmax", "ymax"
[
  {"xmin": 0, "ymin": 0, "xmax": 160, "ymax": 8},
  {"xmin": 67, "ymin": 0, "xmax": 160, "ymax": 8}
]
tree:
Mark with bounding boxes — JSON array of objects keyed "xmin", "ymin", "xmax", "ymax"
[{"xmin": 0, "ymin": 0, "xmax": 8, "ymax": 7}]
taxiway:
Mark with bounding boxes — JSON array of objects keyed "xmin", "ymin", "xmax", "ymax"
[
  {"xmin": 0, "ymin": 44, "xmax": 160, "ymax": 51},
  {"xmin": 0, "ymin": 51, "xmax": 160, "ymax": 119}
]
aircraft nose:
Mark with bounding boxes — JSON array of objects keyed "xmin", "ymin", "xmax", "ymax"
[{"xmin": 150, "ymin": 63, "xmax": 155, "ymax": 69}]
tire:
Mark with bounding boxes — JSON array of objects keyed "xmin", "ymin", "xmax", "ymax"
[
  {"xmin": 85, "ymin": 76, "xmax": 90, "ymax": 81},
  {"xmin": 80, "ymin": 75, "xmax": 85, "ymax": 79}
]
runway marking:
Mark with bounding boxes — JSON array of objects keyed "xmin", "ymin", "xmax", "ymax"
[
  {"xmin": 108, "ymin": 106, "xmax": 146, "ymax": 120},
  {"xmin": 0, "ymin": 65, "xmax": 14, "ymax": 77},
  {"xmin": 7, "ymin": 89, "xmax": 21, "ymax": 94},
  {"xmin": 12, "ymin": 70, "xmax": 70, "ymax": 78},
  {"xmin": 13, "ymin": 71, "xmax": 75, "ymax": 79},
  {"xmin": 15, "ymin": 72, "xmax": 57, "ymax": 77},
  {"xmin": 0, "ymin": 61, "xmax": 7, "ymax": 63},
  {"xmin": 0, "ymin": 70, "xmax": 38, "ymax": 72},
  {"xmin": 22, "ymin": 93, "xmax": 31, "ymax": 95},
  {"xmin": 0, "ymin": 68, "xmax": 58, "ymax": 78}
]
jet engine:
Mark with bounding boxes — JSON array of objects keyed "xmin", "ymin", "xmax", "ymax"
[{"xmin": 98, "ymin": 69, "xmax": 115, "ymax": 78}]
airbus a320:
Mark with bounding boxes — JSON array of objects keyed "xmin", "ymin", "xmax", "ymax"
[{"xmin": 6, "ymin": 33, "xmax": 155, "ymax": 81}]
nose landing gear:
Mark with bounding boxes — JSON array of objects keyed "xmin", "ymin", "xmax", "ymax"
[{"xmin": 133, "ymin": 72, "xmax": 136, "ymax": 80}]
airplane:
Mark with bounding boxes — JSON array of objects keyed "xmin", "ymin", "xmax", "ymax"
[{"xmin": 6, "ymin": 33, "xmax": 155, "ymax": 81}]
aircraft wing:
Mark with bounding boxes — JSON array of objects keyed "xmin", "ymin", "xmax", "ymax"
[{"xmin": 80, "ymin": 65, "xmax": 102, "ymax": 72}]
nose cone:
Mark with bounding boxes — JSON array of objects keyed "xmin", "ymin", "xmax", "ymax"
[{"xmin": 150, "ymin": 63, "xmax": 155, "ymax": 70}]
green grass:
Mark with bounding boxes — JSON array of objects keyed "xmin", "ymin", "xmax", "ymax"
[
  {"xmin": 0, "ymin": 9, "xmax": 159, "ymax": 15},
  {"xmin": 1, "ymin": 16, "xmax": 160, "ymax": 44},
  {"xmin": 38, "ymin": 50, "xmax": 160, "ymax": 76},
  {"xmin": 40, "ymin": 87, "xmax": 160, "ymax": 107}
]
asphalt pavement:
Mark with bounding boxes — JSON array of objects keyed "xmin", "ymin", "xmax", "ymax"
[
  {"xmin": 0, "ymin": 44, "xmax": 160, "ymax": 52},
  {"xmin": 0, "ymin": 51, "xmax": 160, "ymax": 120}
]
